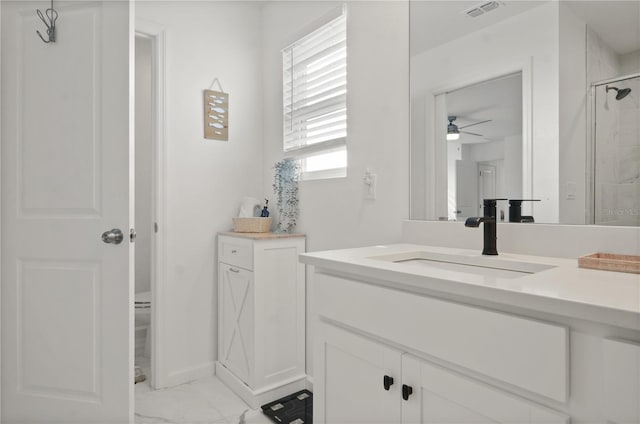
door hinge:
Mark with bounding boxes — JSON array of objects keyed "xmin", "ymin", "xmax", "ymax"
[
  {"xmin": 130, "ymin": 228, "xmax": 136, "ymax": 243},
  {"xmin": 154, "ymin": 222, "xmax": 159, "ymax": 233}
]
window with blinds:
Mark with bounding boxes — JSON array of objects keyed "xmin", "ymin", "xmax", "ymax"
[{"xmin": 282, "ymin": 9, "xmax": 347, "ymax": 179}]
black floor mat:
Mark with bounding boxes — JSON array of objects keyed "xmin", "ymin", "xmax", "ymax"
[{"xmin": 261, "ymin": 390, "xmax": 313, "ymax": 424}]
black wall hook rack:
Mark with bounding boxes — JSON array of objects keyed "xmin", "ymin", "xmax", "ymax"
[{"xmin": 36, "ymin": 0, "xmax": 58, "ymax": 44}]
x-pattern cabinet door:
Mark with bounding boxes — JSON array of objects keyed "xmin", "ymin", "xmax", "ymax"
[{"xmin": 219, "ymin": 263, "xmax": 254, "ymax": 386}]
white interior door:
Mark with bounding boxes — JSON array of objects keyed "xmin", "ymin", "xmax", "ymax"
[
  {"xmin": 478, "ymin": 163, "xmax": 496, "ymax": 213},
  {"xmin": 455, "ymin": 160, "xmax": 478, "ymax": 220},
  {"xmin": 1, "ymin": 1, "xmax": 133, "ymax": 422}
]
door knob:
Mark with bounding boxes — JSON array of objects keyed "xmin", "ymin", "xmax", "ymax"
[{"xmin": 102, "ymin": 228, "xmax": 124, "ymax": 245}]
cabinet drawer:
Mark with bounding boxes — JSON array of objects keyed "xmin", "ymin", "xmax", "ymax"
[
  {"xmin": 219, "ymin": 236, "xmax": 253, "ymax": 270},
  {"xmin": 315, "ymin": 273, "xmax": 569, "ymax": 402}
]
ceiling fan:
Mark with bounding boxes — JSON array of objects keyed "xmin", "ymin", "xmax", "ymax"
[{"xmin": 447, "ymin": 116, "xmax": 492, "ymax": 141}]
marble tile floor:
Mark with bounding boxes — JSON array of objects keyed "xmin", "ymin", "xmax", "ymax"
[
  {"xmin": 135, "ymin": 374, "xmax": 272, "ymax": 424},
  {"xmin": 135, "ymin": 356, "xmax": 151, "ymax": 386}
]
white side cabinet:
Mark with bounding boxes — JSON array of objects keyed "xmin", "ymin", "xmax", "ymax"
[{"xmin": 216, "ymin": 232, "xmax": 306, "ymax": 409}]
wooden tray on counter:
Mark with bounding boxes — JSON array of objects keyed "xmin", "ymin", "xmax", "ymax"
[{"xmin": 578, "ymin": 253, "xmax": 640, "ymax": 274}]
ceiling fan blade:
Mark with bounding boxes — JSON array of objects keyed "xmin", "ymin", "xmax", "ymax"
[
  {"xmin": 459, "ymin": 119, "xmax": 492, "ymax": 130},
  {"xmin": 461, "ymin": 130, "xmax": 483, "ymax": 137}
]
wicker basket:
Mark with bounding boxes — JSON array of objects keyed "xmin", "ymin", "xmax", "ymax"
[{"xmin": 232, "ymin": 217, "xmax": 272, "ymax": 233}]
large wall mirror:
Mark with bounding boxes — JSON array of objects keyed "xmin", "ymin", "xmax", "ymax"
[{"xmin": 410, "ymin": 1, "xmax": 640, "ymax": 225}]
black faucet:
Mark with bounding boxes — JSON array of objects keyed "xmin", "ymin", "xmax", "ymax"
[
  {"xmin": 465, "ymin": 199, "xmax": 506, "ymax": 255},
  {"xmin": 508, "ymin": 199, "xmax": 540, "ymax": 223}
]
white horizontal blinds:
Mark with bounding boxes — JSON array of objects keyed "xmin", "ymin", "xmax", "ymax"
[{"xmin": 283, "ymin": 12, "xmax": 347, "ymax": 152}]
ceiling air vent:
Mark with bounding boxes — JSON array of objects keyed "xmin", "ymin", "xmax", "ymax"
[
  {"xmin": 466, "ymin": 7, "xmax": 484, "ymax": 18},
  {"xmin": 463, "ymin": 1, "xmax": 502, "ymax": 18},
  {"xmin": 480, "ymin": 1, "xmax": 500, "ymax": 13}
]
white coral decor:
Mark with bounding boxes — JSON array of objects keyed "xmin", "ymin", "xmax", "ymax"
[{"xmin": 273, "ymin": 159, "xmax": 300, "ymax": 233}]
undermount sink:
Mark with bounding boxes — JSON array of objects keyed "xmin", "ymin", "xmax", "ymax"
[{"xmin": 368, "ymin": 251, "xmax": 556, "ymax": 279}]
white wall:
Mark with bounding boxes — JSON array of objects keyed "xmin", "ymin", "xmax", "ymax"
[
  {"xmin": 447, "ymin": 140, "xmax": 461, "ymax": 220},
  {"xmin": 621, "ymin": 50, "xmax": 640, "ymax": 76},
  {"xmin": 135, "ymin": 36, "xmax": 153, "ymax": 294},
  {"xmin": 558, "ymin": 3, "xmax": 587, "ymax": 225},
  {"xmin": 587, "ymin": 29, "xmax": 621, "ymax": 84},
  {"xmin": 136, "ymin": 1, "xmax": 264, "ymax": 387},
  {"xmin": 261, "ymin": 1, "xmax": 409, "ymax": 378},
  {"xmin": 411, "ymin": 2, "xmax": 560, "ymax": 223},
  {"xmin": 503, "ymin": 135, "xmax": 523, "ymax": 200},
  {"xmin": 0, "ymin": 2, "xmax": 2, "ymax": 417},
  {"xmin": 411, "ymin": 94, "xmax": 427, "ymax": 219}
]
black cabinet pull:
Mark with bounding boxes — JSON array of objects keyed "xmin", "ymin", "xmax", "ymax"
[
  {"xmin": 383, "ymin": 375, "xmax": 394, "ymax": 391},
  {"xmin": 402, "ymin": 384, "xmax": 413, "ymax": 401}
]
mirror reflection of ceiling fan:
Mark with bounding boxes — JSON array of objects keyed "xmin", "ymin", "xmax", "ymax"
[{"xmin": 447, "ymin": 116, "xmax": 492, "ymax": 141}]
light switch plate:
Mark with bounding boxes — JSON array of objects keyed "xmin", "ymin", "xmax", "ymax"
[{"xmin": 364, "ymin": 170, "xmax": 377, "ymax": 200}]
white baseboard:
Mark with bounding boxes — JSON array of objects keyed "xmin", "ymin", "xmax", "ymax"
[
  {"xmin": 215, "ymin": 361, "xmax": 307, "ymax": 409},
  {"xmin": 162, "ymin": 361, "xmax": 215, "ymax": 388}
]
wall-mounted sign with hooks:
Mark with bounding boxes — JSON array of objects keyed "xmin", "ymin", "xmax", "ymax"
[{"xmin": 204, "ymin": 78, "xmax": 229, "ymax": 141}]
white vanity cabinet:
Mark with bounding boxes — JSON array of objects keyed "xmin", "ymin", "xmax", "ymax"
[
  {"xmin": 303, "ymin": 244, "xmax": 640, "ymax": 424},
  {"xmin": 602, "ymin": 338, "xmax": 640, "ymax": 424},
  {"xmin": 315, "ymin": 322, "xmax": 568, "ymax": 424},
  {"xmin": 312, "ymin": 272, "xmax": 570, "ymax": 424},
  {"xmin": 216, "ymin": 232, "xmax": 306, "ymax": 409}
]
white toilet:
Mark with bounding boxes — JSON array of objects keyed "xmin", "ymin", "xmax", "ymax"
[{"xmin": 135, "ymin": 291, "xmax": 151, "ymax": 358}]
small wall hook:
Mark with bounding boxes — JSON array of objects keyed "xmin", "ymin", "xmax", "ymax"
[{"xmin": 36, "ymin": 0, "xmax": 58, "ymax": 44}]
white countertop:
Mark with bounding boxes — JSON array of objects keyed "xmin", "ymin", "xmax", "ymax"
[
  {"xmin": 300, "ymin": 244, "xmax": 640, "ymax": 331},
  {"xmin": 219, "ymin": 231, "xmax": 305, "ymax": 240}
]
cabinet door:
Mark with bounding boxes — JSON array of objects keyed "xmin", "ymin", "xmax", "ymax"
[
  {"xmin": 219, "ymin": 263, "xmax": 254, "ymax": 386},
  {"xmin": 253, "ymin": 237, "xmax": 306, "ymax": 389},
  {"xmin": 603, "ymin": 338, "xmax": 640, "ymax": 424},
  {"xmin": 314, "ymin": 322, "xmax": 402, "ymax": 424},
  {"xmin": 401, "ymin": 354, "xmax": 569, "ymax": 424}
]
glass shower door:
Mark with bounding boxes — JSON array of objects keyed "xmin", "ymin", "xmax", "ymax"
[{"xmin": 593, "ymin": 75, "xmax": 640, "ymax": 226}]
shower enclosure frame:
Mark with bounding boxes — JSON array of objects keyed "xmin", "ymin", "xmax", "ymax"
[{"xmin": 587, "ymin": 72, "xmax": 640, "ymax": 225}]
